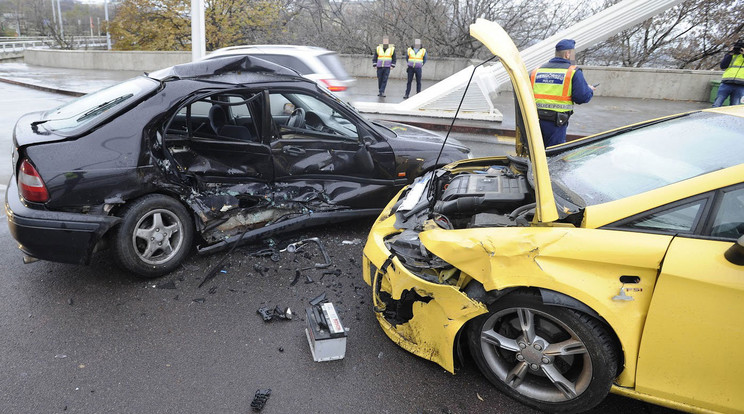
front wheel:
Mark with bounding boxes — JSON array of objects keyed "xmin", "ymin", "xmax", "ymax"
[
  {"xmin": 467, "ymin": 292, "xmax": 618, "ymax": 413},
  {"xmin": 112, "ymin": 194, "xmax": 194, "ymax": 278}
]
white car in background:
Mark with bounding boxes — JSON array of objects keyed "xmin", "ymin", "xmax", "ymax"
[{"xmin": 204, "ymin": 45, "xmax": 354, "ymax": 97}]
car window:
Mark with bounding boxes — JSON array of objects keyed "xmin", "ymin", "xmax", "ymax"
[
  {"xmin": 228, "ymin": 95, "xmax": 251, "ymax": 118},
  {"xmin": 622, "ymin": 200, "xmax": 706, "ymax": 233},
  {"xmin": 39, "ymin": 76, "xmax": 159, "ymax": 135},
  {"xmin": 270, "ymin": 92, "xmax": 358, "ymax": 139},
  {"xmin": 255, "ymin": 54, "xmax": 312, "ymax": 75},
  {"xmin": 317, "ymin": 53, "xmax": 351, "ymax": 80},
  {"xmin": 548, "ymin": 112, "xmax": 744, "ymax": 206},
  {"xmin": 710, "ymin": 187, "xmax": 744, "ymax": 240}
]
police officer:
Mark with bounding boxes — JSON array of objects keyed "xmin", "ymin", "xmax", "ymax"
[
  {"xmin": 404, "ymin": 39, "xmax": 427, "ymax": 99},
  {"xmin": 713, "ymin": 39, "xmax": 744, "ymax": 107},
  {"xmin": 531, "ymin": 39, "xmax": 595, "ymax": 147},
  {"xmin": 372, "ymin": 36, "xmax": 396, "ymax": 97}
]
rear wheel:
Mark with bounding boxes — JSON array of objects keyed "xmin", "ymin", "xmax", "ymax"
[
  {"xmin": 467, "ymin": 292, "xmax": 618, "ymax": 413},
  {"xmin": 113, "ymin": 194, "xmax": 193, "ymax": 278}
]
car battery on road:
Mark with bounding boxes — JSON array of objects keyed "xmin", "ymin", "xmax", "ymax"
[{"xmin": 305, "ymin": 302, "xmax": 347, "ymax": 362}]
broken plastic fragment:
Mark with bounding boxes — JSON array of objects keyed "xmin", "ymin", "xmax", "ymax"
[
  {"xmin": 257, "ymin": 306, "xmax": 293, "ymax": 322},
  {"xmin": 290, "ymin": 270, "xmax": 301, "ymax": 286},
  {"xmin": 250, "ymin": 389, "xmax": 271, "ymax": 412},
  {"xmin": 309, "ymin": 292, "xmax": 327, "ymax": 306},
  {"xmin": 341, "ymin": 238, "xmax": 362, "ymax": 245}
]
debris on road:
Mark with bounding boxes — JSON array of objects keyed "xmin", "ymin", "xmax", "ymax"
[
  {"xmin": 341, "ymin": 238, "xmax": 362, "ymax": 245},
  {"xmin": 257, "ymin": 306, "xmax": 293, "ymax": 322},
  {"xmin": 285, "ymin": 237, "xmax": 332, "ymax": 270},
  {"xmin": 309, "ymin": 292, "xmax": 327, "ymax": 306},
  {"xmin": 250, "ymin": 388, "xmax": 271, "ymax": 412}
]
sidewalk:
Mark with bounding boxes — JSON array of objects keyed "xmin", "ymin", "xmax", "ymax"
[{"xmin": 0, "ymin": 62, "xmax": 711, "ymax": 138}]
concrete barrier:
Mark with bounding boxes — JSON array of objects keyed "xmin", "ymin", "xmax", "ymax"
[
  {"xmin": 22, "ymin": 49, "xmax": 723, "ymax": 102},
  {"xmin": 24, "ymin": 49, "xmax": 191, "ymax": 72}
]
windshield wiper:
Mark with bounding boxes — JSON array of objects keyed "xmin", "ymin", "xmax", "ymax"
[{"xmin": 76, "ymin": 94, "xmax": 133, "ymax": 123}]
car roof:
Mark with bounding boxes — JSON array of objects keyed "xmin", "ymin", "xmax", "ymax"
[{"xmin": 148, "ymin": 55, "xmax": 303, "ymax": 82}]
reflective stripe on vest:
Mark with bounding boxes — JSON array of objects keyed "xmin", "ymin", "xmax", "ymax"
[
  {"xmin": 722, "ymin": 54, "xmax": 744, "ymax": 84},
  {"xmin": 530, "ymin": 65, "xmax": 576, "ymax": 112},
  {"xmin": 407, "ymin": 47, "xmax": 426, "ymax": 68},
  {"xmin": 376, "ymin": 45, "xmax": 395, "ymax": 68}
]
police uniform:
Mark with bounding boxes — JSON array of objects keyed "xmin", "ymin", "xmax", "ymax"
[
  {"xmin": 713, "ymin": 47, "xmax": 744, "ymax": 107},
  {"xmin": 404, "ymin": 46, "xmax": 427, "ymax": 99},
  {"xmin": 531, "ymin": 39, "xmax": 594, "ymax": 147},
  {"xmin": 373, "ymin": 44, "xmax": 396, "ymax": 97}
]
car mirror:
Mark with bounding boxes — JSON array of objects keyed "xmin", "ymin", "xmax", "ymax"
[
  {"xmin": 361, "ymin": 135, "xmax": 376, "ymax": 147},
  {"xmin": 724, "ymin": 235, "xmax": 744, "ymax": 265},
  {"xmin": 354, "ymin": 145, "xmax": 375, "ymax": 173}
]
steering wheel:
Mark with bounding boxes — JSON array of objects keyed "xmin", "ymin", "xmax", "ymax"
[{"xmin": 287, "ymin": 107, "xmax": 306, "ymax": 129}]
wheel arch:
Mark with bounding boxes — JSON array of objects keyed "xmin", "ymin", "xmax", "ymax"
[{"xmin": 455, "ymin": 283, "xmax": 625, "ymax": 378}]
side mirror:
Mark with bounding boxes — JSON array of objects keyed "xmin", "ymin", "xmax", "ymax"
[{"xmin": 724, "ymin": 235, "xmax": 744, "ymax": 265}]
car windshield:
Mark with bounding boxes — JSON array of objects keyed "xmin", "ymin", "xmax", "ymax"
[
  {"xmin": 40, "ymin": 76, "xmax": 159, "ymax": 134},
  {"xmin": 548, "ymin": 112, "xmax": 744, "ymax": 206}
]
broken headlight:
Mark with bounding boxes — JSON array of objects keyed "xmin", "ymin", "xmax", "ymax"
[{"xmin": 384, "ymin": 229, "xmax": 459, "ymax": 285}]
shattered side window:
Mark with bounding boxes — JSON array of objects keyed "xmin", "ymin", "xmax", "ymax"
[{"xmin": 168, "ymin": 91, "xmax": 262, "ymax": 140}]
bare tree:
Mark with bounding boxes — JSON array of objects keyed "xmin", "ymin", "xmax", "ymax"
[{"xmin": 581, "ymin": 0, "xmax": 744, "ymax": 69}]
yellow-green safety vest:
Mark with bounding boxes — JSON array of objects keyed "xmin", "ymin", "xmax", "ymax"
[
  {"xmin": 722, "ymin": 54, "xmax": 744, "ymax": 84},
  {"xmin": 407, "ymin": 47, "xmax": 426, "ymax": 68},
  {"xmin": 376, "ymin": 45, "xmax": 395, "ymax": 68},
  {"xmin": 530, "ymin": 65, "xmax": 577, "ymax": 112}
]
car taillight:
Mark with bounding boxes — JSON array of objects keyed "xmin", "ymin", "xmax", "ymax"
[
  {"xmin": 319, "ymin": 79, "xmax": 347, "ymax": 92},
  {"xmin": 18, "ymin": 159, "xmax": 49, "ymax": 203}
]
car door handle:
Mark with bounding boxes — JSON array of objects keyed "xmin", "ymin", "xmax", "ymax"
[{"xmin": 283, "ymin": 146, "xmax": 306, "ymax": 156}]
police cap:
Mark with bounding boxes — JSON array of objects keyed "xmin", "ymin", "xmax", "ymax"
[{"xmin": 555, "ymin": 39, "xmax": 576, "ymax": 51}]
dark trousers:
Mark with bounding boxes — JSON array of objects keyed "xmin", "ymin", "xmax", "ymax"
[
  {"xmin": 405, "ymin": 66, "xmax": 422, "ymax": 97},
  {"xmin": 377, "ymin": 67, "xmax": 391, "ymax": 94},
  {"xmin": 713, "ymin": 81, "xmax": 744, "ymax": 107},
  {"xmin": 539, "ymin": 119, "xmax": 568, "ymax": 147}
]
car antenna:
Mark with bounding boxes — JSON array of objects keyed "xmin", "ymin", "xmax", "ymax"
[{"xmin": 434, "ymin": 55, "xmax": 499, "ymax": 166}]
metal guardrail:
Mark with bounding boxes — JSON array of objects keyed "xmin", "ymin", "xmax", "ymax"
[{"xmin": 0, "ymin": 36, "xmax": 108, "ymax": 54}]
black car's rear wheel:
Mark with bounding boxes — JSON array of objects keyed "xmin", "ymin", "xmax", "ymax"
[
  {"xmin": 113, "ymin": 194, "xmax": 193, "ymax": 278},
  {"xmin": 467, "ymin": 292, "xmax": 618, "ymax": 413}
]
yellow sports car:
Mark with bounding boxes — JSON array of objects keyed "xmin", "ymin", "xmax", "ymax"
[{"xmin": 362, "ymin": 19, "xmax": 744, "ymax": 413}]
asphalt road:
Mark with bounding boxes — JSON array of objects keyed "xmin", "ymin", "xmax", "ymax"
[{"xmin": 0, "ymin": 83, "xmax": 677, "ymax": 413}]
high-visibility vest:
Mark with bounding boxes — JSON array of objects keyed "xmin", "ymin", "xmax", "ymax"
[
  {"xmin": 530, "ymin": 64, "xmax": 577, "ymax": 112},
  {"xmin": 407, "ymin": 47, "xmax": 426, "ymax": 68},
  {"xmin": 722, "ymin": 54, "xmax": 744, "ymax": 84},
  {"xmin": 376, "ymin": 45, "xmax": 395, "ymax": 68}
]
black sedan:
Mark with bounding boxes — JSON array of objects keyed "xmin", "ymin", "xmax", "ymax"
[{"xmin": 7, "ymin": 56, "xmax": 471, "ymax": 277}]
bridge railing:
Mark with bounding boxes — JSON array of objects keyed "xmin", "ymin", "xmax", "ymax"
[{"xmin": 0, "ymin": 36, "xmax": 108, "ymax": 54}]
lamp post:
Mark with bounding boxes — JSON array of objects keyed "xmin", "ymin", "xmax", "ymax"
[{"xmin": 191, "ymin": 0, "xmax": 205, "ymax": 61}]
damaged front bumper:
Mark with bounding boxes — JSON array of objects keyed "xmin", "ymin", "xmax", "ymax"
[{"xmin": 362, "ymin": 187, "xmax": 488, "ymax": 373}]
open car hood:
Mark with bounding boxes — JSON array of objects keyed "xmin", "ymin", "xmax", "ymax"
[{"xmin": 470, "ymin": 19, "xmax": 559, "ymax": 223}]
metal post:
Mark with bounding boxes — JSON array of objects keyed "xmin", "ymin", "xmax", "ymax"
[
  {"xmin": 56, "ymin": 0, "xmax": 64, "ymax": 38},
  {"xmin": 191, "ymin": 0, "xmax": 206, "ymax": 61},
  {"xmin": 50, "ymin": 0, "xmax": 56, "ymax": 32},
  {"xmin": 104, "ymin": 0, "xmax": 111, "ymax": 50}
]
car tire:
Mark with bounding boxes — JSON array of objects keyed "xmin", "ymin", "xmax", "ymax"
[
  {"xmin": 467, "ymin": 291, "xmax": 618, "ymax": 413},
  {"xmin": 113, "ymin": 194, "xmax": 193, "ymax": 278}
]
